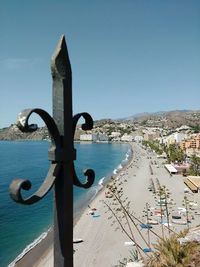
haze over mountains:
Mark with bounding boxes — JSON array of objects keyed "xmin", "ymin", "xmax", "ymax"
[
  {"xmin": 122, "ymin": 109, "xmax": 198, "ymax": 120},
  {"xmin": 124, "ymin": 110, "xmax": 200, "ymax": 128}
]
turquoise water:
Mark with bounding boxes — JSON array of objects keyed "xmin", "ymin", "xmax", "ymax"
[{"xmin": 0, "ymin": 141, "xmax": 130, "ymax": 267}]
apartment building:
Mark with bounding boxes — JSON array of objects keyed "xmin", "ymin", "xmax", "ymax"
[
  {"xmin": 164, "ymin": 132, "xmax": 187, "ymax": 146},
  {"xmin": 180, "ymin": 134, "xmax": 200, "ymax": 156}
]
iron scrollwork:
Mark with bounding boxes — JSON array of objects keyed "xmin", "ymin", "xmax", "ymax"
[
  {"xmin": 9, "ymin": 36, "xmax": 95, "ymax": 205},
  {"xmin": 9, "ymin": 109, "xmax": 95, "ymax": 204},
  {"xmin": 72, "ymin": 113, "xmax": 95, "ymax": 188},
  {"xmin": 9, "ymin": 108, "xmax": 61, "ymax": 205}
]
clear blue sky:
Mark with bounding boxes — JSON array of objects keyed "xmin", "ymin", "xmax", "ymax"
[{"xmin": 0, "ymin": 0, "xmax": 199, "ymax": 127}]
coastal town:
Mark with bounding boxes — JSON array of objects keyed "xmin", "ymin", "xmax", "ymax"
[
  {"xmin": 77, "ymin": 111, "xmax": 200, "ymax": 159},
  {"xmin": 1, "ymin": 110, "xmax": 200, "ymax": 187},
  {"xmin": 1, "ymin": 110, "xmax": 200, "ymax": 148}
]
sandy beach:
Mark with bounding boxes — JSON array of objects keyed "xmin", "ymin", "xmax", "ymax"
[{"xmin": 15, "ymin": 142, "xmax": 200, "ymax": 267}]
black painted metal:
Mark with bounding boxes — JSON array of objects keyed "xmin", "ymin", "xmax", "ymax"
[{"xmin": 9, "ymin": 35, "xmax": 95, "ymax": 266}]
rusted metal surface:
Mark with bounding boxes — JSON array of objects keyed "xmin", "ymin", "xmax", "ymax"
[{"xmin": 9, "ymin": 35, "xmax": 95, "ymax": 267}]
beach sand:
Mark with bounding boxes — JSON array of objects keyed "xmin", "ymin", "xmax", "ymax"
[{"xmin": 15, "ymin": 142, "xmax": 200, "ymax": 267}]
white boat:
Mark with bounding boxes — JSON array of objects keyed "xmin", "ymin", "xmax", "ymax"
[
  {"xmin": 162, "ymin": 222, "xmax": 172, "ymax": 227},
  {"xmin": 172, "ymin": 219, "xmax": 187, "ymax": 225},
  {"xmin": 124, "ymin": 241, "xmax": 135, "ymax": 246},
  {"xmin": 148, "ymin": 219, "xmax": 158, "ymax": 225},
  {"xmin": 178, "ymin": 207, "xmax": 186, "ymax": 212}
]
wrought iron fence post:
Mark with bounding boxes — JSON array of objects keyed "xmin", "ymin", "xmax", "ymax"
[
  {"xmin": 51, "ymin": 35, "xmax": 74, "ymax": 266},
  {"xmin": 9, "ymin": 35, "xmax": 95, "ymax": 267}
]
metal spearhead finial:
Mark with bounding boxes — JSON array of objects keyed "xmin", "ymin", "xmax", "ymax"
[{"xmin": 51, "ymin": 35, "xmax": 72, "ymax": 79}]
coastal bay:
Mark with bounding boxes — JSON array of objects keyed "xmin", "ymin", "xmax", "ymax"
[{"xmin": 0, "ymin": 141, "xmax": 129, "ymax": 267}]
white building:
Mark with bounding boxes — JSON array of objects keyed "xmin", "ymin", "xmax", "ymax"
[
  {"xmin": 80, "ymin": 134, "xmax": 98, "ymax": 141},
  {"xmin": 165, "ymin": 164, "xmax": 178, "ymax": 174},
  {"xmin": 121, "ymin": 134, "xmax": 133, "ymax": 142},
  {"xmin": 134, "ymin": 135, "xmax": 144, "ymax": 142},
  {"xmin": 98, "ymin": 133, "xmax": 109, "ymax": 142},
  {"xmin": 163, "ymin": 132, "xmax": 187, "ymax": 146},
  {"xmin": 80, "ymin": 134, "xmax": 92, "ymax": 141},
  {"xmin": 110, "ymin": 131, "xmax": 121, "ymax": 138}
]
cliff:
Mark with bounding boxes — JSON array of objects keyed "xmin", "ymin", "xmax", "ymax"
[
  {"xmin": 0, "ymin": 124, "xmax": 83, "ymax": 141},
  {"xmin": 0, "ymin": 125, "xmax": 50, "ymax": 141}
]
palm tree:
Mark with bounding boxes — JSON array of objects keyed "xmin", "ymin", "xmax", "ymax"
[{"xmin": 189, "ymin": 154, "xmax": 200, "ymax": 176}]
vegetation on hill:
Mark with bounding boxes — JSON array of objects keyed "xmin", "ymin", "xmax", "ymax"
[
  {"xmin": 131, "ymin": 110, "xmax": 200, "ymax": 129},
  {"xmin": 189, "ymin": 124, "xmax": 200, "ymax": 133},
  {"xmin": 189, "ymin": 155, "xmax": 200, "ymax": 176},
  {"xmin": 0, "ymin": 125, "xmax": 49, "ymax": 141}
]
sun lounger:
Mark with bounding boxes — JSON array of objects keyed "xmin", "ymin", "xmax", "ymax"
[
  {"xmin": 140, "ymin": 223, "xmax": 152, "ymax": 229},
  {"xmin": 124, "ymin": 241, "xmax": 135, "ymax": 246},
  {"xmin": 143, "ymin": 248, "xmax": 152, "ymax": 253},
  {"xmin": 93, "ymin": 214, "xmax": 100, "ymax": 218}
]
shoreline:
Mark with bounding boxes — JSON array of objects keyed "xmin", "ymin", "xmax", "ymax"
[
  {"xmin": 14, "ymin": 230, "xmax": 53, "ymax": 267},
  {"xmin": 74, "ymin": 142, "xmax": 133, "ymax": 227},
  {"xmin": 10, "ymin": 142, "xmax": 132, "ymax": 267}
]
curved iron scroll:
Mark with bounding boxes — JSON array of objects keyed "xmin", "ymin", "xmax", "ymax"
[
  {"xmin": 9, "ymin": 110, "xmax": 95, "ymax": 204},
  {"xmin": 9, "ymin": 163, "xmax": 60, "ymax": 204},
  {"xmin": 72, "ymin": 113, "xmax": 95, "ymax": 188},
  {"xmin": 9, "ymin": 109, "xmax": 61, "ymax": 204},
  {"xmin": 16, "ymin": 108, "xmax": 61, "ymax": 147}
]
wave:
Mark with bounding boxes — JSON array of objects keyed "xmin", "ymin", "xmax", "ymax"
[
  {"xmin": 91, "ymin": 176, "xmax": 106, "ymax": 198},
  {"xmin": 113, "ymin": 168, "xmax": 118, "ymax": 175},
  {"xmin": 113, "ymin": 163, "xmax": 124, "ymax": 174},
  {"xmin": 113, "ymin": 146, "xmax": 132, "ymax": 175},
  {"xmin": 8, "ymin": 228, "xmax": 51, "ymax": 267},
  {"xmin": 93, "ymin": 177, "xmax": 106, "ymax": 194},
  {"xmin": 124, "ymin": 148, "xmax": 132, "ymax": 161},
  {"xmin": 98, "ymin": 176, "xmax": 105, "ymax": 186}
]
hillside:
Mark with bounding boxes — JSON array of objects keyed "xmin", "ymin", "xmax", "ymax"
[
  {"xmin": 0, "ymin": 110, "xmax": 199, "ymax": 141},
  {"xmin": 0, "ymin": 125, "xmax": 49, "ymax": 141},
  {"xmin": 126, "ymin": 110, "xmax": 200, "ymax": 128}
]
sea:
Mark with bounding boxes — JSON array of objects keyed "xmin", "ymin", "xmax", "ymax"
[{"xmin": 0, "ymin": 141, "xmax": 131, "ymax": 267}]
